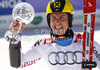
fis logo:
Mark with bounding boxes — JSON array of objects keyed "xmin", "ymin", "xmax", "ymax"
[
  {"xmin": 0, "ymin": 0, "xmax": 26, "ymax": 15},
  {"xmin": 54, "ymin": 2, "xmax": 61, "ymax": 8}
]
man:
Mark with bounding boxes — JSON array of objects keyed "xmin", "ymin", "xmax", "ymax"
[{"xmin": 9, "ymin": 0, "xmax": 100, "ymax": 70}]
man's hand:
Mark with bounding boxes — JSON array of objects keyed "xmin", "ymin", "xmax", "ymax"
[{"xmin": 9, "ymin": 20, "xmax": 25, "ymax": 34}]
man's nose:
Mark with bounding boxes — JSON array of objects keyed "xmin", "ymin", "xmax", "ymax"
[{"xmin": 55, "ymin": 18, "xmax": 60, "ymax": 25}]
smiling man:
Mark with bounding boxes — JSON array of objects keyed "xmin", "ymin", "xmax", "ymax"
[
  {"xmin": 8, "ymin": 0, "xmax": 100, "ymax": 70},
  {"xmin": 50, "ymin": 13, "xmax": 69, "ymax": 35}
]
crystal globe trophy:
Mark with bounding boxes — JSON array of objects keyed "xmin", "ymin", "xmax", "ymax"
[{"xmin": 4, "ymin": 2, "xmax": 35, "ymax": 44}]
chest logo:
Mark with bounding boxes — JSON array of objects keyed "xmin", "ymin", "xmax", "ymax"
[{"xmin": 48, "ymin": 51, "xmax": 82, "ymax": 65}]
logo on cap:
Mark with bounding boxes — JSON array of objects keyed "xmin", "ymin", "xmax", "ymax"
[{"xmin": 54, "ymin": 2, "xmax": 61, "ymax": 8}]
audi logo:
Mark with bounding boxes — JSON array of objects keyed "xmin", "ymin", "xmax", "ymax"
[{"xmin": 48, "ymin": 51, "xmax": 82, "ymax": 65}]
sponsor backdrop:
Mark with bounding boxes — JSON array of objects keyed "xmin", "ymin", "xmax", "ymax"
[{"xmin": 0, "ymin": 0, "xmax": 100, "ymax": 31}]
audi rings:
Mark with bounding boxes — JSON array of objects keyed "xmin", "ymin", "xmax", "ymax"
[{"xmin": 48, "ymin": 51, "xmax": 82, "ymax": 65}]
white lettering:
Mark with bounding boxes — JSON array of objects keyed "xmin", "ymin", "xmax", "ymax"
[
  {"xmin": 0, "ymin": 1, "xmax": 4, "ymax": 8},
  {"xmin": 9, "ymin": 0, "xmax": 16, "ymax": 8},
  {"xmin": 0, "ymin": 0, "xmax": 22, "ymax": 8},
  {"xmin": 88, "ymin": 2, "xmax": 92, "ymax": 7},
  {"xmin": 5, "ymin": 0, "xmax": 8, "ymax": 8}
]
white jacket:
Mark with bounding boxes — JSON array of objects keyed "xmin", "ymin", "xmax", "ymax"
[{"xmin": 19, "ymin": 32, "xmax": 100, "ymax": 70}]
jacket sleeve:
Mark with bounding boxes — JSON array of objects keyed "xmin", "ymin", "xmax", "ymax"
[
  {"xmin": 9, "ymin": 40, "xmax": 42, "ymax": 68},
  {"xmin": 93, "ymin": 41, "xmax": 100, "ymax": 69}
]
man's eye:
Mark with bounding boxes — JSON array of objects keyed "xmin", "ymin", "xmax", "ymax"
[
  {"xmin": 52, "ymin": 16, "xmax": 56, "ymax": 19},
  {"xmin": 60, "ymin": 16, "xmax": 64, "ymax": 19}
]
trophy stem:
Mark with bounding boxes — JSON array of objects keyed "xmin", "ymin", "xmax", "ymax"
[{"xmin": 17, "ymin": 23, "xmax": 22, "ymax": 34}]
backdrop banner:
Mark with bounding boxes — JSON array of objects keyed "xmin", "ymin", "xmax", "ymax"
[{"xmin": 0, "ymin": 0, "xmax": 100, "ymax": 30}]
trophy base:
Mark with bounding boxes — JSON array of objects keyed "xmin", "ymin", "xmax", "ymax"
[{"xmin": 4, "ymin": 30, "xmax": 21, "ymax": 44}]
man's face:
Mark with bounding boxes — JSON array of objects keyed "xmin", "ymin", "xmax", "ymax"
[{"xmin": 50, "ymin": 12, "xmax": 69, "ymax": 35}]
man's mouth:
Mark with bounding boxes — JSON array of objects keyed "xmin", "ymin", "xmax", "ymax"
[{"xmin": 54, "ymin": 26, "xmax": 63, "ymax": 29}]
